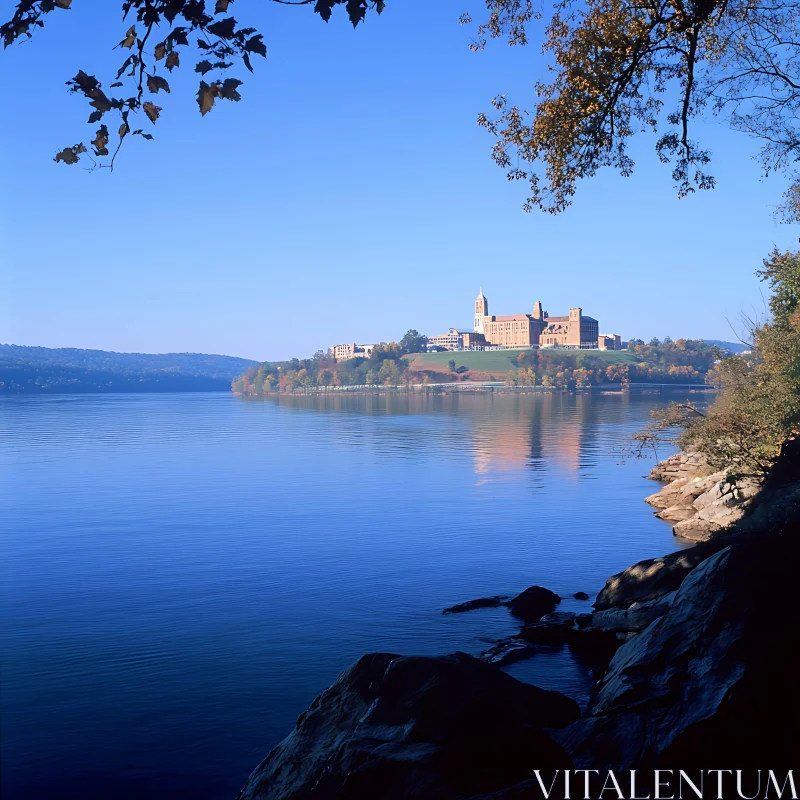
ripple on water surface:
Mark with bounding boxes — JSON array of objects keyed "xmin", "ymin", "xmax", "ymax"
[{"xmin": 1, "ymin": 390, "xmax": 693, "ymax": 799}]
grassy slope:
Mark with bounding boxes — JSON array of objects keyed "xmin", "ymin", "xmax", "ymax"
[{"xmin": 406, "ymin": 349, "xmax": 638, "ymax": 376}]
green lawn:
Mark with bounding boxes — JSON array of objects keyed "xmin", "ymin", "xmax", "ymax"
[{"xmin": 407, "ymin": 348, "xmax": 638, "ymax": 374}]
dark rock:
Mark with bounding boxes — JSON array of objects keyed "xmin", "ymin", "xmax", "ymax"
[
  {"xmin": 574, "ymin": 613, "xmax": 593, "ymax": 630},
  {"xmin": 592, "ymin": 532, "xmax": 755, "ymax": 611},
  {"xmin": 518, "ymin": 612, "xmax": 577, "ymax": 646},
  {"xmin": 573, "ymin": 591, "xmax": 590, "ymax": 600},
  {"xmin": 238, "ymin": 652, "xmax": 579, "ymax": 800},
  {"xmin": 539, "ymin": 611, "xmax": 577, "ymax": 625},
  {"xmin": 442, "ymin": 596, "xmax": 508, "ymax": 615},
  {"xmin": 589, "ymin": 592, "xmax": 675, "ymax": 633},
  {"xmin": 514, "ymin": 610, "xmax": 622, "ymax": 674},
  {"xmin": 556, "ymin": 532, "xmax": 800, "ymax": 774},
  {"xmin": 480, "ymin": 639, "xmax": 538, "ymax": 667},
  {"xmin": 507, "ymin": 585, "xmax": 561, "ymax": 623},
  {"xmin": 568, "ymin": 629, "xmax": 622, "ymax": 673}
]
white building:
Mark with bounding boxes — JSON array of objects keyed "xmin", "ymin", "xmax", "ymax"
[{"xmin": 329, "ymin": 343, "xmax": 376, "ymax": 361}]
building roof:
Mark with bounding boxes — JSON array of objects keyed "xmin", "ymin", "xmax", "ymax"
[{"xmin": 490, "ymin": 314, "xmax": 531, "ymax": 322}]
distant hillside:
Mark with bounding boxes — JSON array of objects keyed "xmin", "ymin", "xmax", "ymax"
[
  {"xmin": 0, "ymin": 344, "xmax": 258, "ymax": 395},
  {"xmin": 702, "ymin": 340, "xmax": 751, "ymax": 353},
  {"xmin": 0, "ymin": 344, "xmax": 257, "ymax": 377}
]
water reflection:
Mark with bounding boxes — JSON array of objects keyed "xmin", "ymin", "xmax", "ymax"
[
  {"xmin": 3, "ymin": 390, "xmax": 701, "ymax": 800},
  {"xmin": 266, "ymin": 389, "xmax": 655, "ymax": 484}
]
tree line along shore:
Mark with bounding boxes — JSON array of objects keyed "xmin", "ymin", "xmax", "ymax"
[
  {"xmin": 232, "ymin": 337, "xmax": 727, "ymax": 395},
  {"xmin": 0, "ymin": 338, "xmax": 742, "ymax": 396}
]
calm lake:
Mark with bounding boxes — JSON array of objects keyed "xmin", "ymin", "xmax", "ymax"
[{"xmin": 2, "ymin": 390, "xmax": 693, "ymax": 799}]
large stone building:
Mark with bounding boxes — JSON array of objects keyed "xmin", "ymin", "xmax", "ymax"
[
  {"xmin": 473, "ymin": 289, "xmax": 602, "ymax": 349},
  {"xmin": 333, "ymin": 290, "xmax": 619, "ymax": 358}
]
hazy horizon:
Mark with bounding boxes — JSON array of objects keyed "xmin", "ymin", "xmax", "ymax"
[{"xmin": 1, "ymin": 332, "xmax": 749, "ymax": 364}]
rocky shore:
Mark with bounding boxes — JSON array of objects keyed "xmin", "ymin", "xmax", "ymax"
[
  {"xmin": 643, "ymin": 452, "xmax": 760, "ymax": 541},
  {"xmin": 237, "ymin": 444, "xmax": 799, "ymax": 799}
]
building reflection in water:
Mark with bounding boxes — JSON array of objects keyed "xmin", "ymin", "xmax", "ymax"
[{"xmin": 269, "ymin": 389, "xmax": 643, "ymax": 489}]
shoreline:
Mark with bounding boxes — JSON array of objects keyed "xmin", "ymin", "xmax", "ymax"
[
  {"xmin": 234, "ymin": 382, "xmax": 716, "ymax": 396},
  {"xmin": 236, "ymin": 445, "xmax": 798, "ymax": 798}
]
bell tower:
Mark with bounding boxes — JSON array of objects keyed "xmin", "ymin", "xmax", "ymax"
[
  {"xmin": 567, "ymin": 307, "xmax": 582, "ymax": 347},
  {"xmin": 474, "ymin": 288, "xmax": 488, "ymax": 334}
]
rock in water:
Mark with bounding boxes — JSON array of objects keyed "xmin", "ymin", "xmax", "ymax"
[
  {"xmin": 479, "ymin": 639, "xmax": 538, "ymax": 667},
  {"xmin": 507, "ymin": 586, "xmax": 561, "ymax": 623},
  {"xmin": 238, "ymin": 652, "xmax": 579, "ymax": 800},
  {"xmin": 518, "ymin": 612, "xmax": 578, "ymax": 646},
  {"xmin": 442, "ymin": 596, "xmax": 508, "ymax": 614}
]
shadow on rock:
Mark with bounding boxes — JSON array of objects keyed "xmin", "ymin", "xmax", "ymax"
[
  {"xmin": 238, "ymin": 652, "xmax": 579, "ymax": 800},
  {"xmin": 556, "ymin": 531, "xmax": 799, "ymax": 778}
]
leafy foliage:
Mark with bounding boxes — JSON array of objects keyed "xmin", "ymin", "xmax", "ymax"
[
  {"xmin": 463, "ymin": 0, "xmax": 800, "ymax": 214},
  {"xmin": 233, "ymin": 340, "xmax": 415, "ymax": 394},
  {"xmin": 1, "ymin": 0, "xmax": 385, "ymax": 169},
  {"xmin": 398, "ymin": 329, "xmax": 428, "ymax": 355},
  {"xmin": 505, "ymin": 340, "xmax": 716, "ymax": 388},
  {"xmin": 635, "ymin": 250, "xmax": 800, "ymax": 478}
]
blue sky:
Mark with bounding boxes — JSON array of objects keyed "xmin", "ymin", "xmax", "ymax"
[{"xmin": 2, "ymin": 1, "xmax": 797, "ymax": 361}]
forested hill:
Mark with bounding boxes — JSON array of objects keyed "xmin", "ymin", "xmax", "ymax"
[
  {"xmin": 0, "ymin": 345, "xmax": 257, "ymax": 377},
  {"xmin": 0, "ymin": 344, "xmax": 258, "ymax": 394},
  {"xmin": 701, "ymin": 340, "xmax": 751, "ymax": 354}
]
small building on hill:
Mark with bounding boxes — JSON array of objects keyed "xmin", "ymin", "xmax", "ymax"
[
  {"xmin": 598, "ymin": 334, "xmax": 622, "ymax": 351},
  {"xmin": 428, "ymin": 328, "xmax": 463, "ymax": 350},
  {"xmin": 329, "ymin": 343, "xmax": 376, "ymax": 361}
]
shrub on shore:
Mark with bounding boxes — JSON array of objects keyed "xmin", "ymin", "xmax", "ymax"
[{"xmin": 637, "ymin": 250, "xmax": 800, "ymax": 481}]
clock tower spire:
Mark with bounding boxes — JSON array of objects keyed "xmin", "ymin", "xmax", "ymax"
[{"xmin": 474, "ymin": 288, "xmax": 488, "ymax": 334}]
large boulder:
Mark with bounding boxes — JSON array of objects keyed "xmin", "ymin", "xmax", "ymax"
[
  {"xmin": 588, "ymin": 592, "xmax": 676, "ymax": 634},
  {"xmin": 557, "ymin": 533, "xmax": 799, "ymax": 776},
  {"xmin": 507, "ymin": 586, "xmax": 561, "ymax": 623},
  {"xmin": 672, "ymin": 517, "xmax": 722, "ymax": 542},
  {"xmin": 644, "ymin": 471, "xmax": 723, "ymax": 513},
  {"xmin": 517, "ymin": 612, "xmax": 578, "ymax": 646},
  {"xmin": 644, "ymin": 477, "xmax": 691, "ymax": 509},
  {"xmin": 238, "ymin": 652, "xmax": 579, "ymax": 800},
  {"xmin": 592, "ymin": 535, "xmax": 737, "ymax": 610},
  {"xmin": 654, "ymin": 505, "xmax": 696, "ymax": 522},
  {"xmin": 693, "ymin": 476, "xmax": 760, "ymax": 522},
  {"xmin": 649, "ymin": 467, "xmax": 762, "ymax": 540}
]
